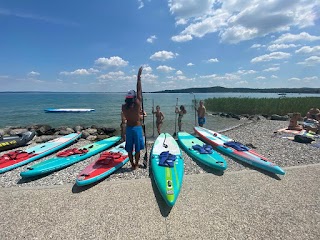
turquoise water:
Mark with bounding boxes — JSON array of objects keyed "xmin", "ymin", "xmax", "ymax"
[{"xmin": 1, "ymin": 92, "xmax": 318, "ymax": 137}]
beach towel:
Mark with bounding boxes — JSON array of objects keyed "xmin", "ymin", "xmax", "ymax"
[
  {"xmin": 192, "ymin": 144, "xmax": 213, "ymax": 154},
  {"xmin": 159, "ymin": 151, "xmax": 176, "ymax": 168},
  {"xmin": 224, "ymin": 141, "xmax": 250, "ymax": 151}
]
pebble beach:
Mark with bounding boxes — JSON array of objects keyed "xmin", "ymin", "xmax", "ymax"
[{"xmin": 1, "ymin": 118, "xmax": 319, "ymax": 188}]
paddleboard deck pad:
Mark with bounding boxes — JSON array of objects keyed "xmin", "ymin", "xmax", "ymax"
[
  {"xmin": 194, "ymin": 127, "xmax": 285, "ymax": 175},
  {"xmin": 0, "ymin": 133, "xmax": 81, "ymax": 173},
  {"xmin": 76, "ymin": 142, "xmax": 130, "ymax": 186},
  {"xmin": 20, "ymin": 136, "xmax": 121, "ymax": 178},
  {"xmin": 150, "ymin": 133, "xmax": 184, "ymax": 207},
  {"xmin": 177, "ymin": 131, "xmax": 227, "ymax": 171}
]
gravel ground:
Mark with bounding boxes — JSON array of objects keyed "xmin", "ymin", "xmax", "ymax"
[{"xmin": 1, "ymin": 119, "xmax": 319, "ymax": 188}]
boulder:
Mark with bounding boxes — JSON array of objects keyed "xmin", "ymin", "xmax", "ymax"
[{"xmin": 271, "ymin": 114, "xmax": 289, "ymax": 121}]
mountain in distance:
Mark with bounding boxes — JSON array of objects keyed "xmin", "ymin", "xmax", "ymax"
[{"xmin": 151, "ymin": 86, "xmax": 320, "ymax": 94}]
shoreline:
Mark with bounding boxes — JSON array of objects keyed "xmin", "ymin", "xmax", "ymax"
[{"xmin": 1, "ymin": 119, "xmax": 319, "ymax": 188}]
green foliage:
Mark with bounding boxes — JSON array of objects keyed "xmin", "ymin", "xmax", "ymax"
[{"xmin": 204, "ymin": 97, "xmax": 320, "ymax": 115}]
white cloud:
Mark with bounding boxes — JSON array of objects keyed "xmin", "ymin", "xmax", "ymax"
[
  {"xmin": 274, "ymin": 32, "xmax": 320, "ymax": 44},
  {"xmin": 147, "ymin": 35, "xmax": 157, "ymax": 43},
  {"xmin": 168, "ymin": 0, "xmax": 215, "ymax": 19},
  {"xmin": 138, "ymin": 0, "xmax": 144, "ymax": 9},
  {"xmin": 169, "ymin": 1, "xmax": 320, "ymax": 44},
  {"xmin": 263, "ymin": 67, "xmax": 280, "ymax": 72},
  {"xmin": 187, "ymin": 62, "xmax": 194, "ymax": 66},
  {"xmin": 0, "ymin": 7, "xmax": 78, "ymax": 26},
  {"xmin": 251, "ymin": 44, "xmax": 265, "ymax": 49},
  {"xmin": 176, "ymin": 70, "xmax": 183, "ymax": 75},
  {"xmin": 237, "ymin": 69, "xmax": 257, "ymax": 75},
  {"xmin": 142, "ymin": 65, "xmax": 153, "ymax": 73},
  {"xmin": 171, "ymin": 34, "xmax": 193, "ymax": 42},
  {"xmin": 295, "ymin": 46, "xmax": 320, "ymax": 55},
  {"xmin": 297, "ymin": 56, "xmax": 320, "ymax": 65},
  {"xmin": 200, "ymin": 73, "xmax": 240, "ymax": 81},
  {"xmin": 251, "ymin": 51, "xmax": 291, "ymax": 63},
  {"xmin": 156, "ymin": 65, "xmax": 176, "ymax": 72},
  {"xmin": 207, "ymin": 58, "xmax": 219, "ymax": 63},
  {"xmin": 27, "ymin": 71, "xmax": 40, "ymax": 77},
  {"xmin": 60, "ymin": 68, "xmax": 99, "ymax": 76},
  {"xmin": 256, "ymin": 76, "xmax": 266, "ymax": 80},
  {"xmin": 98, "ymin": 71, "xmax": 125, "ymax": 80},
  {"xmin": 267, "ymin": 44, "xmax": 298, "ymax": 52},
  {"xmin": 288, "ymin": 77, "xmax": 301, "ymax": 81},
  {"xmin": 303, "ymin": 76, "xmax": 318, "ymax": 82},
  {"xmin": 94, "ymin": 56, "xmax": 129, "ymax": 68},
  {"xmin": 271, "ymin": 75, "xmax": 278, "ymax": 78},
  {"xmin": 150, "ymin": 51, "xmax": 178, "ymax": 61}
]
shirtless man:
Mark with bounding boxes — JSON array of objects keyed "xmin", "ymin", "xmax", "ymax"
[
  {"xmin": 121, "ymin": 67, "xmax": 144, "ymax": 170},
  {"xmin": 197, "ymin": 100, "xmax": 206, "ymax": 127}
]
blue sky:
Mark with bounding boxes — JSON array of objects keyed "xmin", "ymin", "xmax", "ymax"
[{"xmin": 0, "ymin": 0, "xmax": 320, "ymax": 92}]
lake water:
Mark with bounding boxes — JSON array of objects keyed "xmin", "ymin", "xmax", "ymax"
[{"xmin": 1, "ymin": 92, "xmax": 318, "ymax": 138}]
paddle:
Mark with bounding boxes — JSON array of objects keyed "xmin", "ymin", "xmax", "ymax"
[
  {"xmin": 142, "ymin": 90, "xmax": 148, "ymax": 169},
  {"xmin": 173, "ymin": 98, "xmax": 179, "ymax": 137},
  {"xmin": 190, "ymin": 92, "xmax": 197, "ymax": 126},
  {"xmin": 152, "ymin": 99, "xmax": 155, "ymax": 137}
]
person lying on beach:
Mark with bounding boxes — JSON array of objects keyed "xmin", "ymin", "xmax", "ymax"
[
  {"xmin": 152, "ymin": 105, "xmax": 165, "ymax": 135},
  {"xmin": 175, "ymin": 105, "xmax": 187, "ymax": 132},
  {"xmin": 121, "ymin": 67, "xmax": 144, "ymax": 170}
]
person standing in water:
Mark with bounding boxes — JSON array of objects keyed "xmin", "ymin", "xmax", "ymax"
[
  {"xmin": 121, "ymin": 67, "xmax": 144, "ymax": 170},
  {"xmin": 152, "ymin": 105, "xmax": 165, "ymax": 135},
  {"xmin": 175, "ymin": 105, "xmax": 187, "ymax": 132},
  {"xmin": 196, "ymin": 100, "xmax": 206, "ymax": 127}
]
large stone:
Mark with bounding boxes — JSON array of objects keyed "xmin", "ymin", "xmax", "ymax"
[
  {"xmin": 34, "ymin": 135, "xmax": 57, "ymax": 143},
  {"xmin": 271, "ymin": 114, "xmax": 289, "ymax": 121}
]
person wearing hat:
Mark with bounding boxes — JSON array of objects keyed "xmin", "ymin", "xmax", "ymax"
[{"xmin": 121, "ymin": 67, "xmax": 144, "ymax": 170}]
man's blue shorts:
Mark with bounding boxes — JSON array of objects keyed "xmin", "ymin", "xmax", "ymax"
[
  {"xmin": 198, "ymin": 117, "xmax": 206, "ymax": 126},
  {"xmin": 125, "ymin": 125, "xmax": 145, "ymax": 152}
]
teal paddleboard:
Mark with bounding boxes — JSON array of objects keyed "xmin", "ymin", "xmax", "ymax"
[
  {"xmin": 0, "ymin": 133, "xmax": 81, "ymax": 173},
  {"xmin": 20, "ymin": 136, "xmax": 121, "ymax": 178},
  {"xmin": 150, "ymin": 133, "xmax": 184, "ymax": 207},
  {"xmin": 177, "ymin": 132, "xmax": 227, "ymax": 171}
]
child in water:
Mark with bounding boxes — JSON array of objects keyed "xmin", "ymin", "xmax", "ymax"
[
  {"xmin": 175, "ymin": 105, "xmax": 187, "ymax": 132},
  {"xmin": 152, "ymin": 105, "xmax": 165, "ymax": 135}
]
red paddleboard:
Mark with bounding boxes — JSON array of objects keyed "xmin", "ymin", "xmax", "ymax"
[{"xmin": 76, "ymin": 142, "xmax": 130, "ymax": 186}]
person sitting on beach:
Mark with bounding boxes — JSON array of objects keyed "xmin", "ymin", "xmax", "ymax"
[
  {"xmin": 152, "ymin": 105, "xmax": 165, "ymax": 135},
  {"xmin": 287, "ymin": 112, "xmax": 303, "ymax": 131},
  {"xmin": 121, "ymin": 67, "xmax": 144, "ymax": 170},
  {"xmin": 305, "ymin": 108, "xmax": 320, "ymax": 120},
  {"xmin": 303, "ymin": 108, "xmax": 320, "ymax": 133},
  {"xmin": 175, "ymin": 105, "xmax": 187, "ymax": 132},
  {"xmin": 196, "ymin": 100, "xmax": 206, "ymax": 127}
]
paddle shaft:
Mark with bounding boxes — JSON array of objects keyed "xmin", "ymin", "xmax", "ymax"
[
  {"xmin": 152, "ymin": 99, "xmax": 154, "ymax": 137},
  {"xmin": 193, "ymin": 95, "xmax": 197, "ymax": 126},
  {"xmin": 174, "ymin": 98, "xmax": 179, "ymax": 135}
]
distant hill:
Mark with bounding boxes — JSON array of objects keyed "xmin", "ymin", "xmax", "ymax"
[{"xmin": 152, "ymin": 86, "xmax": 320, "ymax": 94}]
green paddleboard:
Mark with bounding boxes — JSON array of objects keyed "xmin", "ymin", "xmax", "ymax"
[
  {"xmin": 177, "ymin": 132, "xmax": 227, "ymax": 171},
  {"xmin": 150, "ymin": 133, "xmax": 184, "ymax": 207}
]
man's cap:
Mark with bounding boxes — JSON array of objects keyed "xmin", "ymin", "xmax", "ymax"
[{"xmin": 125, "ymin": 90, "xmax": 136, "ymax": 99}]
